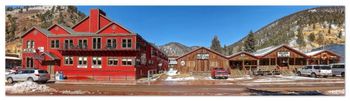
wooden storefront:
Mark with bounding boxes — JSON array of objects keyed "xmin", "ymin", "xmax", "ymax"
[
  {"xmin": 255, "ymin": 45, "xmax": 308, "ymax": 71},
  {"xmin": 227, "ymin": 52, "xmax": 258, "ymax": 72},
  {"xmin": 176, "ymin": 47, "xmax": 229, "ymax": 74},
  {"xmin": 307, "ymin": 50, "xmax": 340, "ymax": 65}
]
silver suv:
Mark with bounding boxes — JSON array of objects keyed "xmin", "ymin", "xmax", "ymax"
[
  {"xmin": 330, "ymin": 63, "xmax": 345, "ymax": 77},
  {"xmin": 6, "ymin": 69, "xmax": 50, "ymax": 84},
  {"xmin": 297, "ymin": 65, "xmax": 332, "ymax": 78}
]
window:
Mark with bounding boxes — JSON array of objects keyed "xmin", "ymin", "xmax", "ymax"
[
  {"xmin": 64, "ymin": 39, "xmax": 73, "ymax": 49},
  {"xmin": 64, "ymin": 56, "xmax": 73, "ymax": 65},
  {"xmin": 78, "ymin": 57, "xmax": 87, "ymax": 68},
  {"xmin": 106, "ymin": 39, "xmax": 116, "ymax": 49},
  {"xmin": 26, "ymin": 57, "xmax": 33, "ymax": 68},
  {"xmin": 108, "ymin": 57, "xmax": 118, "ymax": 66},
  {"xmin": 92, "ymin": 57, "xmax": 102, "ymax": 68},
  {"xmin": 93, "ymin": 38, "xmax": 101, "ymax": 49},
  {"xmin": 27, "ymin": 40, "xmax": 34, "ymax": 48},
  {"xmin": 50, "ymin": 40, "xmax": 59, "ymax": 48},
  {"xmin": 78, "ymin": 39, "xmax": 88, "ymax": 49},
  {"xmin": 122, "ymin": 58, "xmax": 133, "ymax": 66},
  {"xmin": 122, "ymin": 39, "xmax": 132, "ymax": 48}
]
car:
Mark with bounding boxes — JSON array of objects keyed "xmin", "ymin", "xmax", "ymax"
[
  {"xmin": 330, "ymin": 63, "xmax": 345, "ymax": 77},
  {"xmin": 211, "ymin": 67, "xmax": 229, "ymax": 79},
  {"xmin": 296, "ymin": 65, "xmax": 332, "ymax": 78},
  {"xmin": 6, "ymin": 69, "xmax": 50, "ymax": 84}
]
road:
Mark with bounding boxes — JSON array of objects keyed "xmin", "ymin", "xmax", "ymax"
[{"xmin": 6, "ymin": 74, "xmax": 345, "ymax": 96}]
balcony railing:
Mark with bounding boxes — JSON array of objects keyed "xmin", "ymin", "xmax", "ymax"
[{"xmin": 57, "ymin": 43, "xmax": 137, "ymax": 51}]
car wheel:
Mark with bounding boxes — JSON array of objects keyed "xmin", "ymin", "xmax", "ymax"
[
  {"xmin": 341, "ymin": 72, "xmax": 345, "ymax": 78},
  {"xmin": 297, "ymin": 72, "xmax": 301, "ymax": 76},
  {"xmin": 7, "ymin": 77, "xmax": 14, "ymax": 84},
  {"xmin": 27, "ymin": 77, "xmax": 34, "ymax": 82},
  {"xmin": 311, "ymin": 73, "xmax": 317, "ymax": 78}
]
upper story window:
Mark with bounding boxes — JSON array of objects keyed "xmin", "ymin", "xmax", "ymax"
[
  {"xmin": 93, "ymin": 38, "xmax": 101, "ymax": 49},
  {"xmin": 26, "ymin": 40, "xmax": 34, "ymax": 49},
  {"xmin": 50, "ymin": 40, "xmax": 59, "ymax": 48},
  {"xmin": 64, "ymin": 39, "xmax": 73, "ymax": 49},
  {"xmin": 78, "ymin": 39, "xmax": 88, "ymax": 49},
  {"xmin": 106, "ymin": 39, "xmax": 116, "ymax": 49},
  {"xmin": 122, "ymin": 39, "xmax": 132, "ymax": 48}
]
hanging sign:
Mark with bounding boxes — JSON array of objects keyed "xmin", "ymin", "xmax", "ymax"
[{"xmin": 277, "ymin": 51, "xmax": 290, "ymax": 57}]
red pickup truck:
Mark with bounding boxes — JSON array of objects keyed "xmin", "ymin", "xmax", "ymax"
[{"xmin": 211, "ymin": 67, "xmax": 230, "ymax": 79}]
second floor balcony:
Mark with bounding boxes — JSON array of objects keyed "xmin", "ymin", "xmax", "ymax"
[{"xmin": 57, "ymin": 43, "xmax": 138, "ymax": 52}]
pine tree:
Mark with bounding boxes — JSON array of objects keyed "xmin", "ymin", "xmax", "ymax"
[
  {"xmin": 210, "ymin": 35, "xmax": 223, "ymax": 54},
  {"xmin": 308, "ymin": 33, "xmax": 316, "ymax": 42},
  {"xmin": 296, "ymin": 28, "xmax": 306, "ymax": 46},
  {"xmin": 317, "ymin": 32, "xmax": 325, "ymax": 46},
  {"xmin": 243, "ymin": 30, "xmax": 256, "ymax": 53}
]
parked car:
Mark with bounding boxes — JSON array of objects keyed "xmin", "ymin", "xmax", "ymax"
[
  {"xmin": 6, "ymin": 69, "xmax": 50, "ymax": 84},
  {"xmin": 254, "ymin": 69, "xmax": 280, "ymax": 76},
  {"xmin": 296, "ymin": 65, "xmax": 332, "ymax": 78},
  {"xmin": 211, "ymin": 67, "xmax": 229, "ymax": 79},
  {"xmin": 330, "ymin": 63, "xmax": 345, "ymax": 77}
]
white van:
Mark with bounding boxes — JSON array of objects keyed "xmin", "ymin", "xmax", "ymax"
[
  {"xmin": 297, "ymin": 65, "xmax": 332, "ymax": 78},
  {"xmin": 330, "ymin": 63, "xmax": 345, "ymax": 77}
]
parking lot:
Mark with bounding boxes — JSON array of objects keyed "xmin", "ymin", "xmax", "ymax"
[{"xmin": 5, "ymin": 73, "xmax": 345, "ymax": 96}]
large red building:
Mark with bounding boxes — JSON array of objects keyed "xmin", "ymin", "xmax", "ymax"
[{"xmin": 21, "ymin": 9, "xmax": 168, "ymax": 80}]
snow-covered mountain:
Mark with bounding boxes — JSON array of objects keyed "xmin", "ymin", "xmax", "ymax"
[{"xmin": 159, "ymin": 42, "xmax": 200, "ymax": 56}]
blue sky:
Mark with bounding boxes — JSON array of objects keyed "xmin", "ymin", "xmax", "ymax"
[{"xmin": 78, "ymin": 6, "xmax": 316, "ymax": 47}]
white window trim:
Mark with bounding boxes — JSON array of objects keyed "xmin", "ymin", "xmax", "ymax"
[
  {"xmin": 92, "ymin": 57, "xmax": 102, "ymax": 68},
  {"xmin": 77, "ymin": 57, "xmax": 87, "ymax": 68}
]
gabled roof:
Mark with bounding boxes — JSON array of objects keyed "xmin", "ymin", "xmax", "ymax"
[
  {"xmin": 176, "ymin": 47, "xmax": 226, "ymax": 60},
  {"xmin": 99, "ymin": 14, "xmax": 134, "ymax": 34},
  {"xmin": 253, "ymin": 44, "xmax": 308, "ymax": 58},
  {"xmin": 305, "ymin": 49, "xmax": 340, "ymax": 57},
  {"xmin": 95, "ymin": 22, "xmax": 133, "ymax": 34},
  {"xmin": 227, "ymin": 51, "xmax": 258, "ymax": 59},
  {"xmin": 21, "ymin": 26, "xmax": 52, "ymax": 38},
  {"xmin": 47, "ymin": 23, "xmax": 76, "ymax": 34},
  {"xmin": 71, "ymin": 16, "xmax": 90, "ymax": 29}
]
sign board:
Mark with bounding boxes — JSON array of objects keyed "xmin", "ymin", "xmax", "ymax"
[
  {"xmin": 277, "ymin": 51, "xmax": 290, "ymax": 57},
  {"xmin": 196, "ymin": 53, "xmax": 209, "ymax": 59},
  {"xmin": 180, "ymin": 61, "xmax": 185, "ymax": 66}
]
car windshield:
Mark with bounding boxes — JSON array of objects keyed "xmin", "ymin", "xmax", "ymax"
[
  {"xmin": 38, "ymin": 70, "xmax": 48, "ymax": 73},
  {"xmin": 321, "ymin": 66, "xmax": 331, "ymax": 70}
]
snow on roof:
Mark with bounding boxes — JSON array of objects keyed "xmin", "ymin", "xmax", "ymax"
[
  {"xmin": 305, "ymin": 49, "xmax": 326, "ymax": 56},
  {"xmin": 5, "ymin": 56, "xmax": 21, "ymax": 60},
  {"xmin": 253, "ymin": 45, "xmax": 280, "ymax": 56}
]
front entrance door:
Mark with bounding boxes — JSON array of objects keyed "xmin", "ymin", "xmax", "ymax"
[
  {"xmin": 277, "ymin": 58, "xmax": 289, "ymax": 67},
  {"xmin": 47, "ymin": 65, "xmax": 55, "ymax": 80}
]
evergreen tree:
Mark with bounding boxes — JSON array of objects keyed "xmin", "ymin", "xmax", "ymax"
[
  {"xmin": 296, "ymin": 28, "xmax": 306, "ymax": 46},
  {"xmin": 308, "ymin": 33, "xmax": 316, "ymax": 42},
  {"xmin": 210, "ymin": 35, "xmax": 223, "ymax": 54},
  {"xmin": 243, "ymin": 30, "xmax": 256, "ymax": 53},
  {"xmin": 338, "ymin": 31, "xmax": 343, "ymax": 38},
  {"xmin": 317, "ymin": 32, "xmax": 325, "ymax": 46}
]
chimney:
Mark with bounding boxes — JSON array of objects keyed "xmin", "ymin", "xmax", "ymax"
[{"xmin": 89, "ymin": 9, "xmax": 106, "ymax": 33}]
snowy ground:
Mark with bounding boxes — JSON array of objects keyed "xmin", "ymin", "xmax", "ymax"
[
  {"xmin": 164, "ymin": 74, "xmax": 253, "ymax": 81},
  {"xmin": 6, "ymin": 81, "xmax": 92, "ymax": 95}
]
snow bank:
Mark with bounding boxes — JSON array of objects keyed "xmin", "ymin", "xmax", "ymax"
[
  {"xmin": 166, "ymin": 68, "xmax": 178, "ymax": 76},
  {"xmin": 60, "ymin": 90, "xmax": 91, "ymax": 95},
  {"xmin": 227, "ymin": 75, "xmax": 253, "ymax": 80},
  {"xmin": 253, "ymin": 78, "xmax": 294, "ymax": 82},
  {"xmin": 324, "ymin": 89, "xmax": 344, "ymax": 95},
  {"xmin": 165, "ymin": 76, "xmax": 195, "ymax": 81},
  {"xmin": 6, "ymin": 81, "xmax": 56, "ymax": 94},
  {"xmin": 276, "ymin": 75, "xmax": 317, "ymax": 80}
]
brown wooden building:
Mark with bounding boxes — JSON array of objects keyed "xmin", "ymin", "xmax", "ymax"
[
  {"xmin": 227, "ymin": 52, "xmax": 258, "ymax": 72},
  {"xmin": 175, "ymin": 47, "xmax": 229, "ymax": 73},
  {"xmin": 306, "ymin": 50, "xmax": 340, "ymax": 65},
  {"xmin": 253, "ymin": 45, "xmax": 308, "ymax": 71}
]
